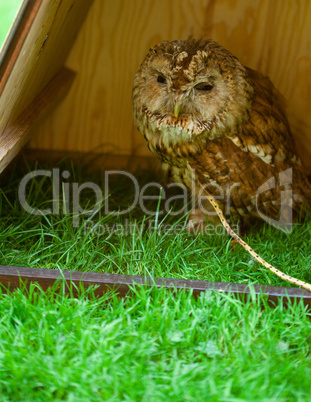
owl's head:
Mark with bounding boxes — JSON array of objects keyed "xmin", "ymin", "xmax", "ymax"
[{"xmin": 133, "ymin": 39, "xmax": 253, "ymax": 143}]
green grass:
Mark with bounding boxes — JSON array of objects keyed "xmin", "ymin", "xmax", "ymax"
[
  {"xmin": 0, "ymin": 0, "xmax": 24, "ymax": 51},
  {"xmin": 0, "ymin": 283, "xmax": 311, "ymax": 401},
  {"xmin": 0, "ymin": 157, "xmax": 311, "ymax": 400}
]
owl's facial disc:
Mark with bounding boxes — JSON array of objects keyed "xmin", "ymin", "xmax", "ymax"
[
  {"xmin": 137, "ymin": 65, "xmax": 223, "ymax": 137},
  {"xmin": 152, "ymin": 67, "xmax": 221, "ymax": 125},
  {"xmin": 133, "ymin": 39, "xmax": 254, "ymax": 142}
]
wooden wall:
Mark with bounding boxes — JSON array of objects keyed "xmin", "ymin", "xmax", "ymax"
[{"xmin": 29, "ymin": 0, "xmax": 311, "ymax": 173}]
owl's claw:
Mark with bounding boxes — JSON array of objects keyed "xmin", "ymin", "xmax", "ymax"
[{"xmin": 186, "ymin": 208, "xmax": 221, "ymax": 234}]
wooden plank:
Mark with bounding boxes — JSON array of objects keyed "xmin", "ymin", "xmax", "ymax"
[
  {"xmin": 28, "ymin": 0, "xmax": 311, "ymax": 174},
  {"xmin": 0, "ymin": 0, "xmax": 94, "ymax": 168},
  {"xmin": 0, "ymin": 0, "xmax": 43, "ymax": 94},
  {"xmin": 0, "ymin": 265, "xmax": 310, "ymax": 309},
  {"xmin": 0, "ymin": 67, "xmax": 76, "ymax": 174}
]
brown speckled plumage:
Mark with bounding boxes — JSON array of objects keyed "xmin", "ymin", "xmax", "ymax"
[{"xmin": 133, "ymin": 39, "xmax": 311, "ymax": 228}]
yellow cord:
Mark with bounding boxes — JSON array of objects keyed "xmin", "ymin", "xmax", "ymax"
[{"xmin": 193, "ymin": 171, "xmax": 311, "ymax": 292}]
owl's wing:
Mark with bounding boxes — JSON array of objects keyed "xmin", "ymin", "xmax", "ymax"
[
  {"xmin": 189, "ymin": 133, "xmax": 311, "ymax": 224},
  {"xmin": 227, "ymin": 67, "xmax": 301, "ymax": 168},
  {"xmin": 188, "ymin": 135, "xmax": 284, "ymax": 221}
]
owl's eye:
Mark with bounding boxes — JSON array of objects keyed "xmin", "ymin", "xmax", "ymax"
[
  {"xmin": 157, "ymin": 75, "xmax": 167, "ymax": 84},
  {"xmin": 195, "ymin": 83, "xmax": 213, "ymax": 91}
]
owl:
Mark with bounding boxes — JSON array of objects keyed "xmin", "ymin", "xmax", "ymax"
[{"xmin": 132, "ymin": 39, "xmax": 311, "ymax": 230}]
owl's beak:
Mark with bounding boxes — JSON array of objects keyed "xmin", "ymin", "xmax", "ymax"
[{"xmin": 174, "ymin": 102, "xmax": 182, "ymax": 118}]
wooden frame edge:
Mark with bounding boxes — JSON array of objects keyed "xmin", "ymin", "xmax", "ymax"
[
  {"xmin": 0, "ymin": 0, "xmax": 43, "ymax": 95},
  {"xmin": 0, "ymin": 265, "xmax": 310, "ymax": 309}
]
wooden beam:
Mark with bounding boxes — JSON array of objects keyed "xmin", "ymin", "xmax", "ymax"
[
  {"xmin": 0, "ymin": 0, "xmax": 43, "ymax": 95},
  {"xmin": 0, "ymin": 67, "xmax": 76, "ymax": 174},
  {"xmin": 0, "ymin": 265, "xmax": 310, "ymax": 309}
]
